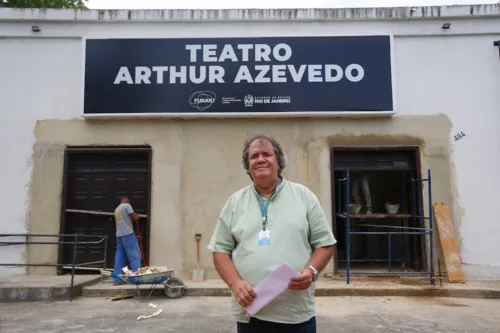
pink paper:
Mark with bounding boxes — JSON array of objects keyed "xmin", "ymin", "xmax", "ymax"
[{"xmin": 245, "ymin": 262, "xmax": 300, "ymax": 316}]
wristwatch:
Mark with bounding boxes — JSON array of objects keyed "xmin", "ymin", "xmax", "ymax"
[{"xmin": 308, "ymin": 265, "xmax": 319, "ymax": 281}]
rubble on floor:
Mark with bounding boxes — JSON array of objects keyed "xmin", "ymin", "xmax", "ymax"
[{"xmin": 122, "ymin": 266, "xmax": 168, "ymax": 277}]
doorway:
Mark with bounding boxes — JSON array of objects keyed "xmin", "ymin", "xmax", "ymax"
[
  {"xmin": 58, "ymin": 146, "xmax": 152, "ymax": 274},
  {"xmin": 330, "ymin": 147, "xmax": 426, "ymax": 274}
]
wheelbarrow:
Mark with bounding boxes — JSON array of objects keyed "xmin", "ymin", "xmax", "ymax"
[{"xmin": 111, "ymin": 269, "xmax": 187, "ymax": 302}]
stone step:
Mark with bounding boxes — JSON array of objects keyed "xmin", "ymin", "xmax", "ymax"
[
  {"xmin": 82, "ymin": 279, "xmax": 500, "ymax": 300},
  {"xmin": 3, "ymin": 275, "xmax": 500, "ymax": 302},
  {"xmin": 0, "ymin": 275, "xmax": 102, "ymax": 302}
]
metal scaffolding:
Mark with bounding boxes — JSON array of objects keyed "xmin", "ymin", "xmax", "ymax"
[{"xmin": 336, "ymin": 169, "xmax": 433, "ymax": 285}]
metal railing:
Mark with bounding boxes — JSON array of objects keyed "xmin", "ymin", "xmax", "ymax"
[{"xmin": 0, "ymin": 233, "xmax": 108, "ymax": 301}]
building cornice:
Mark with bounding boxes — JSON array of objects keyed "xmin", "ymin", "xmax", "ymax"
[{"xmin": 0, "ymin": 4, "xmax": 499, "ymax": 23}]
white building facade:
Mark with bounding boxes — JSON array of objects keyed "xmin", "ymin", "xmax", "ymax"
[{"xmin": 0, "ymin": 4, "xmax": 499, "ymax": 281}]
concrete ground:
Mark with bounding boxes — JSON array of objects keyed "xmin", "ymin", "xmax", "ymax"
[{"xmin": 1, "ymin": 296, "xmax": 499, "ymax": 332}]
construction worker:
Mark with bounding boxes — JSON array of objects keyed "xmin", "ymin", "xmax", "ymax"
[{"xmin": 113, "ymin": 195, "xmax": 142, "ymax": 285}]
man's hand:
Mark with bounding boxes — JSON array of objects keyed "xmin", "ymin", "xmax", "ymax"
[
  {"xmin": 288, "ymin": 268, "xmax": 314, "ymax": 291},
  {"xmin": 230, "ymin": 279, "xmax": 257, "ymax": 308}
]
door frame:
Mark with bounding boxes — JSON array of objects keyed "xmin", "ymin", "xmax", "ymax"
[
  {"xmin": 329, "ymin": 145, "xmax": 424, "ymax": 274},
  {"xmin": 57, "ymin": 145, "xmax": 153, "ymax": 275}
]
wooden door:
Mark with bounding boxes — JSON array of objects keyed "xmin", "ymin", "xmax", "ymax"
[{"xmin": 60, "ymin": 149, "xmax": 150, "ymax": 273}]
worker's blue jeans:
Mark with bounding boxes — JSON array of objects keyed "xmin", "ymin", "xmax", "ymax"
[{"xmin": 113, "ymin": 233, "xmax": 142, "ymax": 283}]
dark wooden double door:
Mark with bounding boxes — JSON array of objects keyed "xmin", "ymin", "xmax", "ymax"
[{"xmin": 60, "ymin": 148, "xmax": 151, "ymax": 273}]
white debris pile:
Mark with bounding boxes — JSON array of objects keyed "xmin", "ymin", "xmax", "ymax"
[
  {"xmin": 122, "ymin": 265, "xmax": 168, "ymax": 276},
  {"xmin": 137, "ymin": 303, "xmax": 163, "ymax": 321}
]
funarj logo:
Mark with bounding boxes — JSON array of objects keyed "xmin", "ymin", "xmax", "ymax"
[{"xmin": 188, "ymin": 91, "xmax": 217, "ymax": 111}]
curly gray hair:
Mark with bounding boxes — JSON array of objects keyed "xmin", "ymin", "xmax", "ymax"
[{"xmin": 241, "ymin": 134, "xmax": 286, "ymax": 180}]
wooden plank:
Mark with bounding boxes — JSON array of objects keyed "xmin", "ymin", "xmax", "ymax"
[
  {"xmin": 337, "ymin": 213, "xmax": 413, "ymax": 219},
  {"xmin": 111, "ymin": 294, "xmax": 135, "ymax": 301},
  {"xmin": 351, "ymin": 223, "xmax": 428, "ymax": 231},
  {"xmin": 433, "ymin": 203, "xmax": 465, "ymax": 283},
  {"xmin": 66, "ymin": 208, "xmax": 147, "ymax": 218}
]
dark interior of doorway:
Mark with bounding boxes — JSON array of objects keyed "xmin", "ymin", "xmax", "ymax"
[
  {"xmin": 331, "ymin": 148, "xmax": 426, "ymax": 273},
  {"xmin": 58, "ymin": 146, "xmax": 151, "ymax": 275}
]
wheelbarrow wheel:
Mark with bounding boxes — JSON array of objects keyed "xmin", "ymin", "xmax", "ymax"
[{"xmin": 164, "ymin": 277, "xmax": 186, "ymax": 299}]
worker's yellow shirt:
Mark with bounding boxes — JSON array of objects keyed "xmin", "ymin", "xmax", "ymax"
[{"xmin": 207, "ymin": 178, "xmax": 337, "ymax": 324}]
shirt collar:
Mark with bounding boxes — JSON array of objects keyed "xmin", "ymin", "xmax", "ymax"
[{"xmin": 252, "ymin": 176, "xmax": 285, "ymax": 199}]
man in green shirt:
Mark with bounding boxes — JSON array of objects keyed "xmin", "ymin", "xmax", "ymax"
[{"xmin": 207, "ymin": 134, "xmax": 337, "ymax": 333}]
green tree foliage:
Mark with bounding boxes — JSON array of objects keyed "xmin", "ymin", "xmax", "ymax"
[{"xmin": 0, "ymin": 0, "xmax": 88, "ymax": 9}]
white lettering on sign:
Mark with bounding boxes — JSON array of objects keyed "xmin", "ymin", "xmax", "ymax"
[
  {"xmin": 112, "ymin": 42, "xmax": 365, "ymax": 85},
  {"xmin": 114, "ymin": 66, "xmax": 226, "ymax": 84},
  {"xmin": 184, "ymin": 43, "xmax": 292, "ymax": 63},
  {"xmin": 233, "ymin": 64, "xmax": 364, "ymax": 83}
]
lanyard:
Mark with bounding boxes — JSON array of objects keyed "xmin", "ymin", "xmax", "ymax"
[{"xmin": 257, "ymin": 179, "xmax": 281, "ymax": 231}]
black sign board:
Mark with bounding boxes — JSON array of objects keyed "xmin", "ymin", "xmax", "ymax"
[{"xmin": 83, "ymin": 35, "xmax": 394, "ymax": 117}]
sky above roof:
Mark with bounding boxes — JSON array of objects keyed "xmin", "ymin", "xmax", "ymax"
[{"xmin": 86, "ymin": 0, "xmax": 498, "ymax": 10}]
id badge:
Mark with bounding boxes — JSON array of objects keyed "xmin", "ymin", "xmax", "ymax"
[{"xmin": 258, "ymin": 229, "xmax": 271, "ymax": 246}]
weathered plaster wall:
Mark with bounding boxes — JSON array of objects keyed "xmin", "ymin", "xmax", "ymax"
[{"xmin": 30, "ymin": 115, "xmax": 452, "ymax": 280}]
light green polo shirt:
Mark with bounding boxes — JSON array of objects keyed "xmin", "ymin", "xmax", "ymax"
[{"xmin": 207, "ymin": 177, "xmax": 337, "ymax": 324}]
